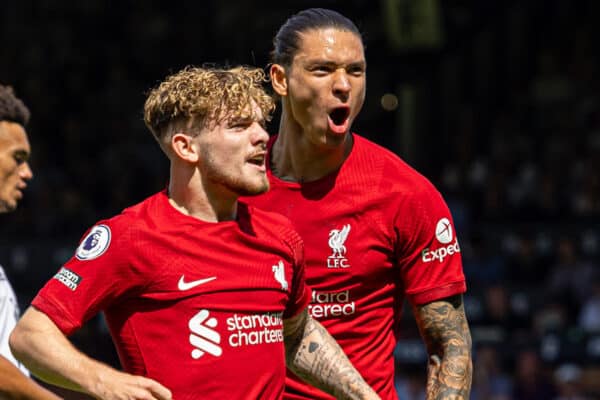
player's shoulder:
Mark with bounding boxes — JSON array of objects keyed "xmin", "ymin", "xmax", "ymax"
[
  {"xmin": 83, "ymin": 192, "xmax": 162, "ymax": 240},
  {"xmin": 107, "ymin": 197, "xmax": 147, "ymax": 227},
  {"xmin": 352, "ymin": 134, "xmax": 440, "ymax": 197}
]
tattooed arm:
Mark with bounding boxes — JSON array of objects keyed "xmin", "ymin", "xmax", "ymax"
[
  {"xmin": 414, "ymin": 294, "xmax": 472, "ymax": 400},
  {"xmin": 283, "ymin": 309, "xmax": 380, "ymax": 400}
]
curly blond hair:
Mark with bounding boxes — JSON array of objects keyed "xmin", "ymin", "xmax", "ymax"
[{"xmin": 144, "ymin": 66, "xmax": 275, "ymax": 143}]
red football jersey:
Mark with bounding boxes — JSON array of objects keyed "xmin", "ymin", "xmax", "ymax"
[
  {"xmin": 243, "ymin": 134, "xmax": 467, "ymax": 400},
  {"xmin": 32, "ymin": 190, "xmax": 311, "ymax": 400}
]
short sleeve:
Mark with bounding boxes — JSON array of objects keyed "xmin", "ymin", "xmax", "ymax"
[
  {"xmin": 31, "ymin": 218, "xmax": 142, "ymax": 335},
  {"xmin": 395, "ymin": 182, "xmax": 467, "ymax": 305}
]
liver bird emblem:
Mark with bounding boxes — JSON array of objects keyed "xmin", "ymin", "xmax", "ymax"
[{"xmin": 328, "ymin": 224, "xmax": 351, "ymax": 258}]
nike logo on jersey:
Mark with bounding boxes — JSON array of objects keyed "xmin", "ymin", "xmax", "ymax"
[{"xmin": 178, "ymin": 275, "xmax": 216, "ymax": 291}]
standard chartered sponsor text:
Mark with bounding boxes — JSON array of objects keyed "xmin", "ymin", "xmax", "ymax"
[
  {"xmin": 308, "ymin": 290, "xmax": 356, "ymax": 318},
  {"xmin": 227, "ymin": 312, "xmax": 284, "ymax": 347}
]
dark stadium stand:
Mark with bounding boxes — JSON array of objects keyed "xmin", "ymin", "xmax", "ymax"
[{"xmin": 1, "ymin": 1, "xmax": 598, "ymax": 398}]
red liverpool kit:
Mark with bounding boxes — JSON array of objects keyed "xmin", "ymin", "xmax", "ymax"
[
  {"xmin": 32, "ymin": 190, "xmax": 311, "ymax": 400},
  {"xmin": 244, "ymin": 134, "xmax": 467, "ymax": 400}
]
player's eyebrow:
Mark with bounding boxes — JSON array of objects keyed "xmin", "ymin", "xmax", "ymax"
[
  {"xmin": 304, "ymin": 59, "xmax": 366, "ymax": 69},
  {"xmin": 229, "ymin": 113, "xmax": 267, "ymax": 128}
]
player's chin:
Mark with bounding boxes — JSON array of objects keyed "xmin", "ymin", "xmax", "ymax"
[
  {"xmin": 0, "ymin": 198, "xmax": 17, "ymax": 213},
  {"xmin": 237, "ymin": 178, "xmax": 270, "ymax": 197}
]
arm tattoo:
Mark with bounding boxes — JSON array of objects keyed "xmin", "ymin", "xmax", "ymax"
[
  {"xmin": 283, "ymin": 311, "xmax": 377, "ymax": 400},
  {"xmin": 414, "ymin": 294, "xmax": 473, "ymax": 400}
]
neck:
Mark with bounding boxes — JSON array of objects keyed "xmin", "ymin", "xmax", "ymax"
[
  {"xmin": 271, "ymin": 112, "xmax": 353, "ymax": 183},
  {"xmin": 168, "ymin": 162, "xmax": 237, "ymax": 222}
]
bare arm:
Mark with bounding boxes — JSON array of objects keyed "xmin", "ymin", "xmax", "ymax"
[
  {"xmin": 413, "ymin": 294, "xmax": 472, "ymax": 400},
  {"xmin": 0, "ymin": 355, "xmax": 62, "ymax": 400},
  {"xmin": 283, "ymin": 309, "xmax": 380, "ymax": 400},
  {"xmin": 9, "ymin": 307, "xmax": 172, "ymax": 400}
]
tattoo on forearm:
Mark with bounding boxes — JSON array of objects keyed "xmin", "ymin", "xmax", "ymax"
[
  {"xmin": 415, "ymin": 295, "xmax": 473, "ymax": 400},
  {"xmin": 285, "ymin": 316, "xmax": 373, "ymax": 399}
]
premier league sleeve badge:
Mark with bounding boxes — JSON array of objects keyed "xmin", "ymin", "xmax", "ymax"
[{"xmin": 75, "ymin": 224, "xmax": 111, "ymax": 261}]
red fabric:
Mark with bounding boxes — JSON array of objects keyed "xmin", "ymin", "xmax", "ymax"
[
  {"xmin": 33, "ymin": 190, "xmax": 311, "ymax": 400},
  {"xmin": 244, "ymin": 134, "xmax": 467, "ymax": 400}
]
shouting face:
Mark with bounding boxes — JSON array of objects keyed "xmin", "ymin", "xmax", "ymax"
[{"xmin": 273, "ymin": 28, "xmax": 366, "ymax": 148}]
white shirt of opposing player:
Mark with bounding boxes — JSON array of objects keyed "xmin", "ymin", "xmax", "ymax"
[{"xmin": 0, "ymin": 266, "xmax": 29, "ymax": 375}]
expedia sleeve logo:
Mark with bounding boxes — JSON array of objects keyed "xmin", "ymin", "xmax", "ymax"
[
  {"xmin": 421, "ymin": 218, "xmax": 461, "ymax": 263},
  {"xmin": 435, "ymin": 218, "xmax": 453, "ymax": 244},
  {"xmin": 75, "ymin": 225, "xmax": 111, "ymax": 261}
]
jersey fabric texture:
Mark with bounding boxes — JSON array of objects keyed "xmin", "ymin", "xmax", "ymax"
[
  {"xmin": 0, "ymin": 266, "xmax": 29, "ymax": 375},
  {"xmin": 243, "ymin": 133, "xmax": 467, "ymax": 400},
  {"xmin": 32, "ymin": 190, "xmax": 311, "ymax": 400}
]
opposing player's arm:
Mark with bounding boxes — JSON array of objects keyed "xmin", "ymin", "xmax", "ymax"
[
  {"xmin": 9, "ymin": 307, "xmax": 172, "ymax": 400},
  {"xmin": 413, "ymin": 294, "xmax": 472, "ymax": 400},
  {"xmin": 0, "ymin": 354, "xmax": 62, "ymax": 400},
  {"xmin": 283, "ymin": 309, "xmax": 380, "ymax": 400}
]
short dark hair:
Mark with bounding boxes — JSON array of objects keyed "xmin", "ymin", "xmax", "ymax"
[
  {"xmin": 0, "ymin": 84, "xmax": 30, "ymax": 126},
  {"xmin": 271, "ymin": 8, "xmax": 362, "ymax": 67}
]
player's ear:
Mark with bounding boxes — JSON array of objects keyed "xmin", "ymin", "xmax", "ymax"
[
  {"xmin": 171, "ymin": 132, "xmax": 199, "ymax": 163},
  {"xmin": 270, "ymin": 64, "xmax": 288, "ymax": 96}
]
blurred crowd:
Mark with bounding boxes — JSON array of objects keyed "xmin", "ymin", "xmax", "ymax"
[
  {"xmin": 395, "ymin": 1, "xmax": 600, "ymax": 399},
  {"xmin": 0, "ymin": 1, "xmax": 598, "ymax": 399}
]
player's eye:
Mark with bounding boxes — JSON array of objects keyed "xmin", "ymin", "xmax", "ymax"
[
  {"xmin": 347, "ymin": 65, "xmax": 365, "ymax": 76},
  {"xmin": 310, "ymin": 65, "xmax": 333, "ymax": 75},
  {"xmin": 229, "ymin": 121, "xmax": 251, "ymax": 130},
  {"xmin": 13, "ymin": 152, "xmax": 28, "ymax": 165}
]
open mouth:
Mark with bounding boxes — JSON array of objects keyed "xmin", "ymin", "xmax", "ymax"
[
  {"xmin": 329, "ymin": 107, "xmax": 350, "ymax": 126},
  {"xmin": 327, "ymin": 106, "xmax": 351, "ymax": 135},
  {"xmin": 247, "ymin": 153, "xmax": 265, "ymax": 167}
]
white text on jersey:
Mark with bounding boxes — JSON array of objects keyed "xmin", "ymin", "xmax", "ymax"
[{"xmin": 421, "ymin": 239, "xmax": 461, "ymax": 263}]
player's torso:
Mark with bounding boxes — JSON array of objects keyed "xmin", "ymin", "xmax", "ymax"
[
  {"xmin": 246, "ymin": 169, "xmax": 402, "ymax": 399},
  {"xmin": 265, "ymin": 187, "xmax": 400, "ymax": 319},
  {"xmin": 106, "ymin": 222, "xmax": 294, "ymax": 399}
]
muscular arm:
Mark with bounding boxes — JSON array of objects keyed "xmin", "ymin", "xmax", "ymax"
[
  {"xmin": 414, "ymin": 294, "xmax": 472, "ymax": 400},
  {"xmin": 0, "ymin": 355, "xmax": 62, "ymax": 400},
  {"xmin": 9, "ymin": 307, "xmax": 172, "ymax": 400},
  {"xmin": 283, "ymin": 309, "xmax": 379, "ymax": 400}
]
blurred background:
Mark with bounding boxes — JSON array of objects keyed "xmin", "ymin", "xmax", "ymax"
[{"xmin": 1, "ymin": 0, "xmax": 599, "ymax": 399}]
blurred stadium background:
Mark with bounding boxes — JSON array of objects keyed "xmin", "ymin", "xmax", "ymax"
[{"xmin": 1, "ymin": 1, "xmax": 599, "ymax": 399}]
